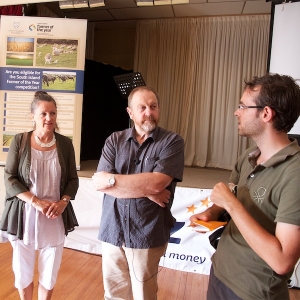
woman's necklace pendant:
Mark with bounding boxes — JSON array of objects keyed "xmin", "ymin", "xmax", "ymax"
[{"xmin": 34, "ymin": 135, "xmax": 56, "ymax": 148}]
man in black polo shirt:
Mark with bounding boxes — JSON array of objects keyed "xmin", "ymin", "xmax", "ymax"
[{"xmin": 92, "ymin": 86, "xmax": 184, "ymax": 299}]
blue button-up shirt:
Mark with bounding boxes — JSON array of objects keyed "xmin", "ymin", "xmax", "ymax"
[{"xmin": 97, "ymin": 126, "xmax": 184, "ymax": 248}]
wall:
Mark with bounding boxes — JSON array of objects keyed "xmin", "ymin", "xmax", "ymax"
[
  {"xmin": 93, "ymin": 21, "xmax": 136, "ymax": 71},
  {"xmin": 269, "ymin": 2, "xmax": 300, "ymax": 135}
]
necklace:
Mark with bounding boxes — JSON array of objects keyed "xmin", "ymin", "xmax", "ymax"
[{"xmin": 34, "ymin": 134, "xmax": 56, "ymax": 148}]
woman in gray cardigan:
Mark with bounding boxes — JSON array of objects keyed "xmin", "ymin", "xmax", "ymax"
[{"xmin": 0, "ymin": 91, "xmax": 79, "ymax": 300}]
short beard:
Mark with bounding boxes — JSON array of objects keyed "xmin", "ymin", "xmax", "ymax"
[
  {"xmin": 141, "ymin": 120, "xmax": 157, "ymax": 132},
  {"xmin": 239, "ymin": 120, "xmax": 263, "ymax": 138}
]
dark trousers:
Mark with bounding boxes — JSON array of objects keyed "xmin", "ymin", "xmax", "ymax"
[{"xmin": 207, "ymin": 266, "xmax": 243, "ymax": 300}]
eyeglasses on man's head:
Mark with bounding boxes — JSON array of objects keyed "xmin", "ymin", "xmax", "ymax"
[{"xmin": 237, "ymin": 105, "xmax": 265, "ymax": 110}]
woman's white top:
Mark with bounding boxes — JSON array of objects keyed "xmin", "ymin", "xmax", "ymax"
[{"xmin": 22, "ymin": 148, "xmax": 65, "ymax": 249}]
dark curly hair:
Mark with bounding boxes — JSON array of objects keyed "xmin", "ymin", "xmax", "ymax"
[{"xmin": 244, "ymin": 74, "xmax": 300, "ymax": 132}]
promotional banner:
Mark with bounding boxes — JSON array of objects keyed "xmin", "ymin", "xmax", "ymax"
[
  {"xmin": 0, "ymin": 15, "xmax": 87, "ymax": 168},
  {"xmin": 160, "ymin": 187, "xmax": 216, "ymax": 275}
]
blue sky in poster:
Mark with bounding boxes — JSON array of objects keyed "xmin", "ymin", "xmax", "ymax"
[{"xmin": 7, "ymin": 37, "xmax": 34, "ymax": 43}]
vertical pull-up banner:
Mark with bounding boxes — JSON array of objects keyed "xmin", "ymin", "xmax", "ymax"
[{"xmin": 0, "ymin": 15, "xmax": 87, "ymax": 168}]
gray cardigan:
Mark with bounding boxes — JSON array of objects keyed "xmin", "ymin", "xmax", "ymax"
[{"xmin": 1, "ymin": 131, "xmax": 79, "ymax": 239}]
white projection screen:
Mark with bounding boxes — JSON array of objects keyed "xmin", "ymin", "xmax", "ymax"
[{"xmin": 269, "ymin": 1, "xmax": 300, "ymax": 134}]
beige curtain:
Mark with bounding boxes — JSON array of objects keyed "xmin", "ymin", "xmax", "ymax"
[{"xmin": 134, "ymin": 15, "xmax": 270, "ymax": 170}]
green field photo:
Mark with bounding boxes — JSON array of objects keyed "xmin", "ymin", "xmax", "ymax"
[
  {"xmin": 6, "ymin": 53, "xmax": 34, "ymax": 66},
  {"xmin": 42, "ymin": 72, "xmax": 76, "ymax": 91},
  {"xmin": 3, "ymin": 134, "xmax": 14, "ymax": 147},
  {"xmin": 36, "ymin": 38, "xmax": 78, "ymax": 68}
]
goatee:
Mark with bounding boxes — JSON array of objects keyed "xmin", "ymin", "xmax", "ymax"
[{"xmin": 142, "ymin": 120, "xmax": 157, "ymax": 132}]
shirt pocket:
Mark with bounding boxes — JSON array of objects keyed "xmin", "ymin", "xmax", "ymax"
[{"xmin": 143, "ymin": 156, "xmax": 158, "ymax": 172}]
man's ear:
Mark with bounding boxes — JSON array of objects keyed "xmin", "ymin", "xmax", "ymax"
[
  {"xmin": 126, "ymin": 107, "xmax": 132, "ymax": 119},
  {"xmin": 262, "ymin": 106, "xmax": 275, "ymax": 123}
]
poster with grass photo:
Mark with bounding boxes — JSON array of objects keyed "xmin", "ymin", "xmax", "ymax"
[{"xmin": 0, "ymin": 15, "xmax": 87, "ymax": 168}]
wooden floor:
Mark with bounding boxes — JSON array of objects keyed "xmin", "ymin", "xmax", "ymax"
[{"xmin": 1, "ymin": 242, "xmax": 299, "ymax": 300}]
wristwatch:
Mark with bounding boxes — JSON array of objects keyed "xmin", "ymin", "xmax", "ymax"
[
  {"xmin": 61, "ymin": 197, "xmax": 69, "ymax": 204},
  {"xmin": 108, "ymin": 175, "xmax": 115, "ymax": 187}
]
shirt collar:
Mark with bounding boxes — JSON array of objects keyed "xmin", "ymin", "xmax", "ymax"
[
  {"xmin": 248, "ymin": 138, "xmax": 300, "ymax": 168},
  {"xmin": 126, "ymin": 126, "xmax": 160, "ymax": 143}
]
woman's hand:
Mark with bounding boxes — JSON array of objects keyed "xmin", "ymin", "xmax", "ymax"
[
  {"xmin": 45, "ymin": 200, "xmax": 68, "ymax": 219},
  {"xmin": 31, "ymin": 198, "xmax": 52, "ymax": 215},
  {"xmin": 31, "ymin": 197, "xmax": 67, "ymax": 219}
]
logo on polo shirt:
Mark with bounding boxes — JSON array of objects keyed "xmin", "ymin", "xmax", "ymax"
[{"xmin": 253, "ymin": 187, "xmax": 266, "ymax": 204}]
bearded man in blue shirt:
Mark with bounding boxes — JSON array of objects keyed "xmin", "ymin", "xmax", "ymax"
[{"xmin": 92, "ymin": 86, "xmax": 184, "ymax": 300}]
